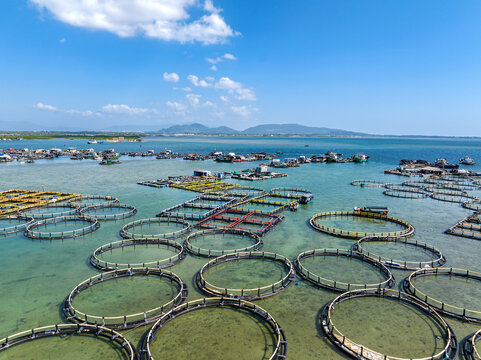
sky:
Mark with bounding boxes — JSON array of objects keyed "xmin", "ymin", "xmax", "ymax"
[{"xmin": 1, "ymin": 0, "xmax": 481, "ymax": 135}]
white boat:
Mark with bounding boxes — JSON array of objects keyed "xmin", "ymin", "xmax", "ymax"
[
  {"xmin": 88, "ymin": 140, "xmax": 98, "ymax": 144},
  {"xmin": 460, "ymin": 156, "xmax": 475, "ymax": 165}
]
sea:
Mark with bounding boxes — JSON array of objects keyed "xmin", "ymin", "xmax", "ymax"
[{"xmin": 1, "ymin": 136, "xmax": 480, "ymax": 359}]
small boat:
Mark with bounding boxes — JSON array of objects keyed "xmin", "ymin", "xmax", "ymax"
[
  {"xmin": 354, "ymin": 206, "xmax": 389, "ymax": 215},
  {"xmin": 289, "ymin": 203, "xmax": 299, "ymax": 211},
  {"xmin": 353, "ymin": 153, "xmax": 369, "ymax": 163},
  {"xmin": 88, "ymin": 140, "xmax": 98, "ymax": 144},
  {"xmin": 460, "ymin": 156, "xmax": 475, "ymax": 165},
  {"xmin": 434, "ymin": 158, "xmax": 459, "ymax": 169}
]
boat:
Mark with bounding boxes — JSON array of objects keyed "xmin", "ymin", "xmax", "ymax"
[
  {"xmin": 88, "ymin": 140, "xmax": 98, "ymax": 144},
  {"xmin": 353, "ymin": 153, "xmax": 369, "ymax": 163},
  {"xmin": 354, "ymin": 206, "xmax": 389, "ymax": 215},
  {"xmin": 460, "ymin": 156, "xmax": 475, "ymax": 165},
  {"xmin": 299, "ymin": 194, "xmax": 314, "ymax": 204},
  {"xmin": 325, "ymin": 151, "xmax": 341, "ymax": 163},
  {"xmin": 434, "ymin": 158, "xmax": 459, "ymax": 169},
  {"xmin": 289, "ymin": 203, "xmax": 299, "ymax": 211}
]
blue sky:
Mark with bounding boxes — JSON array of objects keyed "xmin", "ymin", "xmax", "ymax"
[{"xmin": 1, "ymin": 0, "xmax": 481, "ymax": 135}]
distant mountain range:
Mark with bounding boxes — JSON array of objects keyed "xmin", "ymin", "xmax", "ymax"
[{"xmin": 159, "ymin": 123, "xmax": 367, "ymax": 136}]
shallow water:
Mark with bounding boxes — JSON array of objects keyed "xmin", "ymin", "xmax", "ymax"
[{"xmin": 1, "ymin": 136, "xmax": 481, "ymax": 358}]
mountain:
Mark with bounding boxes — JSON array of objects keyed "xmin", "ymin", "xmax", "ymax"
[
  {"xmin": 242, "ymin": 123, "xmax": 366, "ymax": 136},
  {"xmin": 160, "ymin": 123, "xmax": 240, "ymax": 134},
  {"xmin": 159, "ymin": 123, "xmax": 367, "ymax": 136}
]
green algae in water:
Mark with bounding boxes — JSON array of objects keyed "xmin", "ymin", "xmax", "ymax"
[
  {"xmin": 411, "ymin": 276, "xmax": 481, "ymax": 312},
  {"xmin": 71, "ymin": 276, "xmax": 179, "ymax": 317},
  {"xmin": 319, "ymin": 216, "xmax": 405, "ymax": 233},
  {"xmin": 330, "ymin": 297, "xmax": 447, "ymax": 358},
  {"xmin": 1, "ymin": 334, "xmax": 128, "ymax": 360},
  {"xmin": 98, "ymin": 244, "xmax": 180, "ymax": 264},
  {"xmin": 361, "ymin": 240, "xmax": 437, "ymax": 263},
  {"xmin": 203, "ymin": 259, "xmax": 288, "ymax": 289},
  {"xmin": 149, "ymin": 307, "xmax": 277, "ymax": 360},
  {"xmin": 189, "ymin": 234, "xmax": 257, "ymax": 252},
  {"xmin": 300, "ymin": 255, "xmax": 387, "ymax": 284}
]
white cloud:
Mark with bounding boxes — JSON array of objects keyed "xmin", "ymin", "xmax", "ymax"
[
  {"xmin": 186, "ymin": 94, "xmax": 201, "ymax": 106},
  {"xmin": 206, "ymin": 53, "xmax": 237, "ymax": 70},
  {"xmin": 215, "ymin": 77, "xmax": 256, "ymax": 101},
  {"xmin": 166, "ymin": 101, "xmax": 186, "ymax": 113},
  {"xmin": 187, "ymin": 74, "xmax": 211, "ymax": 88},
  {"xmin": 230, "ymin": 105, "xmax": 251, "ymax": 117},
  {"xmin": 59, "ymin": 37, "xmax": 66, "ymax": 43},
  {"xmin": 101, "ymin": 104, "xmax": 159, "ymax": 115},
  {"xmin": 35, "ymin": 102, "xmax": 57, "ymax": 111},
  {"xmin": 220, "ymin": 95, "xmax": 229, "ymax": 102},
  {"xmin": 35, "ymin": 102, "xmax": 96, "ymax": 116},
  {"xmin": 163, "ymin": 72, "xmax": 180, "ymax": 83},
  {"xmin": 30, "ymin": 0, "xmax": 239, "ymax": 45}
]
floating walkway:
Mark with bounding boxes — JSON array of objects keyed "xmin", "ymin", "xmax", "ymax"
[
  {"xmin": 0, "ymin": 323, "xmax": 136, "ymax": 359},
  {"xmin": 90, "ymin": 238, "xmax": 186, "ymax": 271},
  {"xmin": 25, "ymin": 215, "xmax": 100, "ymax": 240},
  {"xmin": 120, "ymin": 217, "xmax": 191, "ymax": 240},
  {"xmin": 320, "ymin": 289, "xmax": 458, "ymax": 360},
  {"xmin": 309, "ymin": 211, "xmax": 415, "ymax": 239},
  {"xmin": 196, "ymin": 208, "xmax": 283, "ymax": 236},
  {"xmin": 184, "ymin": 229, "xmax": 263, "ymax": 257},
  {"xmin": 353, "ymin": 236, "xmax": 446, "ymax": 270},
  {"xmin": 197, "ymin": 251, "xmax": 296, "ymax": 300},
  {"xmin": 464, "ymin": 329, "xmax": 481, "ymax": 360},
  {"xmin": 295, "ymin": 248, "xmax": 394, "ymax": 292},
  {"xmin": 157, "ymin": 194, "xmax": 237, "ymax": 221},
  {"xmin": 142, "ymin": 298, "xmax": 287, "ymax": 360},
  {"xmin": 404, "ymin": 267, "xmax": 481, "ymax": 323},
  {"xmin": 63, "ymin": 267, "xmax": 188, "ymax": 329},
  {"xmin": 80, "ymin": 203, "xmax": 137, "ymax": 221},
  {"xmin": 446, "ymin": 210, "xmax": 481, "ymax": 241}
]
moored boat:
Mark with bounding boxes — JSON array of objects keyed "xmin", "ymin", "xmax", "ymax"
[{"xmin": 460, "ymin": 156, "xmax": 475, "ymax": 165}]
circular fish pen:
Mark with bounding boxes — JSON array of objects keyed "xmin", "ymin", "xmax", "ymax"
[
  {"xmin": 350, "ymin": 179, "xmax": 390, "ymax": 188},
  {"xmin": 430, "ymin": 192, "xmax": 478, "ymax": 204},
  {"xmin": 69, "ymin": 195, "xmax": 120, "ymax": 208},
  {"xmin": 402, "ymin": 180, "xmax": 426, "ymax": 188},
  {"xmin": 464, "ymin": 329, "xmax": 481, "ymax": 360},
  {"xmin": 295, "ymin": 248, "xmax": 394, "ymax": 292},
  {"xmin": 0, "ymin": 216, "xmax": 34, "ymax": 236},
  {"xmin": 383, "ymin": 189, "xmax": 429, "ymax": 199},
  {"xmin": 90, "ymin": 239, "xmax": 186, "ymax": 271},
  {"xmin": 20, "ymin": 204, "xmax": 80, "ymax": 220},
  {"xmin": 142, "ymin": 297, "xmax": 287, "ymax": 360},
  {"xmin": 404, "ymin": 267, "xmax": 481, "ymax": 323},
  {"xmin": 309, "ymin": 211, "xmax": 415, "ymax": 239},
  {"xmin": 25, "ymin": 215, "xmax": 100, "ymax": 240},
  {"xmin": 63, "ymin": 267, "xmax": 188, "ymax": 329},
  {"xmin": 197, "ymin": 251, "xmax": 295, "ymax": 300},
  {"xmin": 0, "ymin": 323, "xmax": 137, "ymax": 359},
  {"xmin": 353, "ymin": 236, "xmax": 446, "ymax": 270},
  {"xmin": 80, "ymin": 203, "xmax": 137, "ymax": 221},
  {"xmin": 422, "ymin": 185, "xmax": 467, "ymax": 195},
  {"xmin": 184, "ymin": 229, "xmax": 263, "ymax": 257},
  {"xmin": 320, "ymin": 289, "xmax": 458, "ymax": 360},
  {"xmin": 464, "ymin": 200, "xmax": 481, "ymax": 212},
  {"xmin": 120, "ymin": 217, "xmax": 191, "ymax": 240}
]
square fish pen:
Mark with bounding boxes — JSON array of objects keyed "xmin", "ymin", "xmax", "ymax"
[
  {"xmin": 230, "ymin": 194, "xmax": 293, "ymax": 214},
  {"xmin": 157, "ymin": 194, "xmax": 238, "ymax": 221},
  {"xmin": 197, "ymin": 208, "xmax": 283, "ymax": 236},
  {"xmin": 0, "ymin": 190, "xmax": 78, "ymax": 217},
  {"xmin": 169, "ymin": 179, "xmax": 240, "ymax": 193}
]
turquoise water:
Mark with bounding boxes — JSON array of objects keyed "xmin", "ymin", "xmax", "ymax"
[{"xmin": 1, "ymin": 136, "xmax": 481, "ymax": 358}]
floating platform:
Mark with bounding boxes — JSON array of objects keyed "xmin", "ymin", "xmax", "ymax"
[
  {"xmin": 196, "ymin": 208, "xmax": 283, "ymax": 236},
  {"xmin": 445, "ymin": 210, "xmax": 481, "ymax": 241},
  {"xmin": 0, "ymin": 189, "xmax": 79, "ymax": 217}
]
